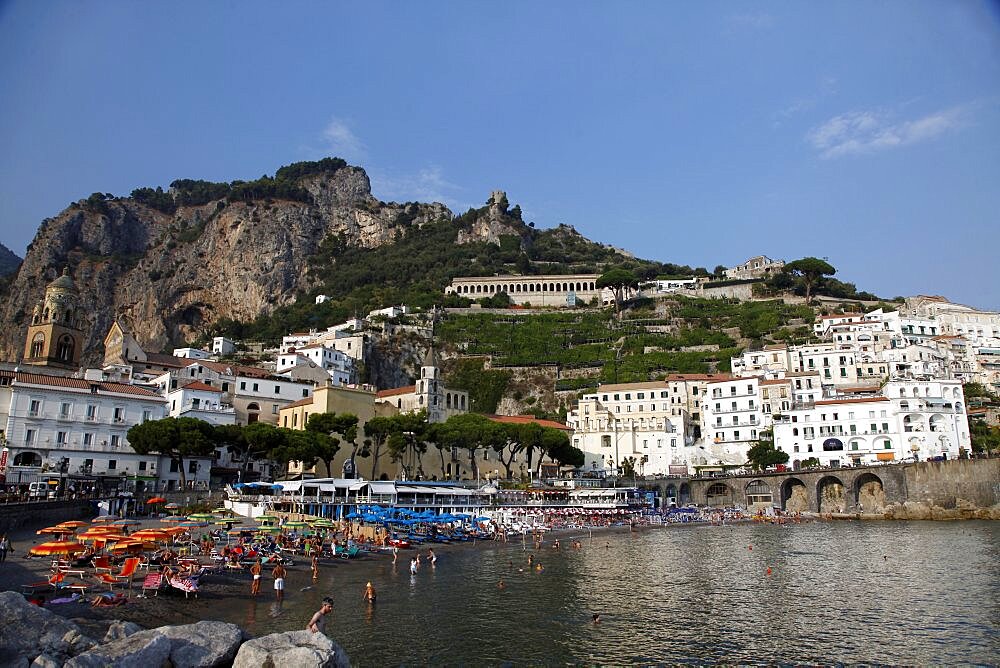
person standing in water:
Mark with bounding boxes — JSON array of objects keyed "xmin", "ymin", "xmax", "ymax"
[
  {"xmin": 249, "ymin": 559, "xmax": 262, "ymax": 597},
  {"xmin": 362, "ymin": 581, "xmax": 376, "ymax": 604},
  {"xmin": 272, "ymin": 562, "xmax": 287, "ymax": 602},
  {"xmin": 307, "ymin": 597, "xmax": 334, "ymax": 634}
]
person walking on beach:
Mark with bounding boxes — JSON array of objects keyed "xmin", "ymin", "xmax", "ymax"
[
  {"xmin": 0, "ymin": 534, "xmax": 10, "ymax": 564},
  {"xmin": 272, "ymin": 562, "xmax": 287, "ymax": 602},
  {"xmin": 249, "ymin": 559, "xmax": 262, "ymax": 597},
  {"xmin": 362, "ymin": 581, "xmax": 376, "ymax": 604},
  {"xmin": 307, "ymin": 597, "xmax": 334, "ymax": 634},
  {"xmin": 311, "ymin": 553, "xmax": 319, "ymax": 581}
]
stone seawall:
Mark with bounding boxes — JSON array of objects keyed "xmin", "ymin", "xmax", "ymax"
[
  {"xmin": 0, "ymin": 500, "xmax": 93, "ymax": 535},
  {"xmin": 884, "ymin": 457, "xmax": 1000, "ymax": 520}
]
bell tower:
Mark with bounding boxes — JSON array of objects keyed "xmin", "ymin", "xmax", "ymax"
[{"xmin": 23, "ymin": 267, "xmax": 83, "ymax": 369}]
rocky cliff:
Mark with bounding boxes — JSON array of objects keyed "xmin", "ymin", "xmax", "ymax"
[
  {"xmin": 0, "ymin": 242, "xmax": 20, "ymax": 276},
  {"xmin": 0, "ymin": 162, "xmax": 504, "ymax": 363}
]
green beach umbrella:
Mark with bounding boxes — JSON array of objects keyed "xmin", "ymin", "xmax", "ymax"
[{"xmin": 282, "ymin": 521, "xmax": 308, "ymax": 528}]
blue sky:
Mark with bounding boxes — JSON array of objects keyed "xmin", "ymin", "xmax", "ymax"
[{"xmin": 1, "ymin": 2, "xmax": 998, "ymax": 308}]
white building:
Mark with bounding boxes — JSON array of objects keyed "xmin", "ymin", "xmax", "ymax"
[
  {"xmin": 723, "ymin": 255, "xmax": 785, "ymax": 280},
  {"xmin": 368, "ymin": 305, "xmax": 409, "ymax": 319},
  {"xmin": 445, "ymin": 274, "xmax": 612, "ymax": 307},
  {"xmin": 0, "ymin": 369, "xmax": 211, "ymax": 492},
  {"xmin": 566, "ymin": 381, "xmax": 686, "ymax": 477},
  {"xmin": 276, "ymin": 344, "xmax": 355, "ymax": 386},
  {"xmin": 700, "ymin": 377, "xmax": 764, "ymax": 468},
  {"xmin": 171, "ymin": 347, "xmax": 212, "ymax": 360},
  {"xmin": 731, "ymin": 345, "xmax": 792, "ymax": 378},
  {"xmin": 165, "ymin": 381, "xmax": 236, "ymax": 426},
  {"xmin": 212, "ymin": 337, "xmax": 237, "ymax": 356},
  {"xmin": 772, "ymin": 379, "xmax": 969, "ymax": 468}
]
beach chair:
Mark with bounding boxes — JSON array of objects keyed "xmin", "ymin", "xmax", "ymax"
[
  {"xmin": 167, "ymin": 576, "xmax": 199, "ymax": 599},
  {"xmin": 140, "ymin": 572, "xmax": 165, "ymax": 597},
  {"xmin": 92, "ymin": 555, "xmax": 113, "ymax": 574},
  {"xmin": 95, "ymin": 556, "xmax": 140, "ymax": 593},
  {"xmin": 21, "ymin": 571, "xmax": 90, "ymax": 595}
]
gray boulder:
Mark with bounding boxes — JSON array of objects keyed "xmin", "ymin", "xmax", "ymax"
[
  {"xmin": 155, "ymin": 621, "xmax": 245, "ymax": 667},
  {"xmin": 29, "ymin": 655, "xmax": 61, "ymax": 668},
  {"xmin": 233, "ymin": 630, "xmax": 350, "ymax": 668},
  {"xmin": 64, "ymin": 633, "xmax": 171, "ymax": 668},
  {"xmin": 102, "ymin": 620, "xmax": 143, "ymax": 643},
  {"xmin": 0, "ymin": 591, "xmax": 97, "ymax": 665},
  {"xmin": 68, "ymin": 621, "xmax": 244, "ymax": 668}
]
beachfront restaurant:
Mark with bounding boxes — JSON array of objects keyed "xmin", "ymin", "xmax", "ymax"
[{"xmin": 226, "ymin": 478, "xmax": 488, "ymax": 519}]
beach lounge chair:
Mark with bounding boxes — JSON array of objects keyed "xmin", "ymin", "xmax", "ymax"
[
  {"xmin": 140, "ymin": 572, "xmax": 165, "ymax": 597},
  {"xmin": 167, "ymin": 576, "xmax": 199, "ymax": 599},
  {"xmin": 95, "ymin": 556, "xmax": 140, "ymax": 593},
  {"xmin": 21, "ymin": 571, "xmax": 90, "ymax": 595},
  {"xmin": 92, "ymin": 555, "xmax": 113, "ymax": 574}
]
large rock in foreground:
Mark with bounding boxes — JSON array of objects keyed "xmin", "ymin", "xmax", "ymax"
[
  {"xmin": 0, "ymin": 591, "xmax": 97, "ymax": 665},
  {"xmin": 233, "ymin": 630, "xmax": 350, "ymax": 668},
  {"xmin": 66, "ymin": 620, "xmax": 244, "ymax": 668}
]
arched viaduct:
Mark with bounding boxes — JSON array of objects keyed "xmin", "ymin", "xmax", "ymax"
[{"xmin": 641, "ymin": 464, "xmax": 908, "ymax": 513}]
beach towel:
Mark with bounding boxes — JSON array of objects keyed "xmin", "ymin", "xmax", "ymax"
[{"xmin": 168, "ymin": 577, "xmax": 199, "ymax": 594}]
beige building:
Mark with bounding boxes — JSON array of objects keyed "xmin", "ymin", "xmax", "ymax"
[{"xmin": 445, "ymin": 274, "xmax": 606, "ymax": 307}]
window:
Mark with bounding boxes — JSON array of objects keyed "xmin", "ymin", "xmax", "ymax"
[
  {"xmin": 110, "ymin": 435, "xmax": 120, "ymax": 448},
  {"xmin": 302, "ymin": 389, "xmax": 309, "ymax": 398},
  {"xmin": 170, "ymin": 460, "xmax": 179, "ymax": 473},
  {"xmin": 252, "ymin": 383, "xmax": 259, "ymax": 392},
  {"xmin": 25, "ymin": 428, "xmax": 35, "ymax": 444},
  {"xmin": 83, "ymin": 433, "xmax": 93, "ymax": 446},
  {"xmin": 189, "ymin": 461, "xmax": 198, "ymax": 474},
  {"xmin": 138, "ymin": 461, "xmax": 147, "ymax": 471},
  {"xmin": 86, "ymin": 404, "xmax": 97, "ymax": 420},
  {"xmin": 28, "ymin": 399, "xmax": 40, "ymax": 417},
  {"xmin": 60, "ymin": 402, "xmax": 71, "ymax": 418},
  {"xmin": 272, "ymin": 404, "xmax": 279, "ymax": 415},
  {"xmin": 56, "ymin": 431, "xmax": 67, "ymax": 444},
  {"xmin": 274, "ymin": 385, "xmax": 281, "ymax": 394},
  {"xmin": 108, "ymin": 460, "xmax": 117, "ymax": 470},
  {"xmin": 601, "ymin": 435, "xmax": 611, "ymax": 448},
  {"xmin": 113, "ymin": 407, "xmax": 124, "ymax": 423},
  {"xmin": 240, "ymin": 382, "xmax": 247, "ymax": 391},
  {"xmin": 142, "ymin": 410, "xmax": 151, "ymax": 423}
]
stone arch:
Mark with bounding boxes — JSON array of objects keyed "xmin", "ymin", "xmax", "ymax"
[
  {"xmin": 664, "ymin": 484, "xmax": 677, "ymax": 506},
  {"xmin": 854, "ymin": 472, "xmax": 885, "ymax": 513},
  {"xmin": 705, "ymin": 482, "xmax": 732, "ymax": 507},
  {"xmin": 745, "ymin": 479, "xmax": 773, "ymax": 508},
  {"xmin": 29, "ymin": 332, "xmax": 45, "ymax": 358},
  {"xmin": 678, "ymin": 483, "xmax": 691, "ymax": 505},
  {"xmin": 246, "ymin": 402, "xmax": 261, "ymax": 424},
  {"xmin": 56, "ymin": 334, "xmax": 75, "ymax": 362},
  {"xmin": 781, "ymin": 477, "xmax": 808, "ymax": 512},
  {"xmin": 817, "ymin": 475, "xmax": 846, "ymax": 513},
  {"xmin": 13, "ymin": 451, "xmax": 42, "ymax": 467}
]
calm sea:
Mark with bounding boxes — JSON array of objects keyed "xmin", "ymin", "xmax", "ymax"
[{"xmin": 209, "ymin": 521, "xmax": 999, "ymax": 665}]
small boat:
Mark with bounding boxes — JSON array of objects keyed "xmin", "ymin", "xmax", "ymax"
[{"xmin": 387, "ymin": 537, "xmax": 411, "ymax": 549}]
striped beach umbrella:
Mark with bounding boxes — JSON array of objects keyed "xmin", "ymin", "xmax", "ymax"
[{"xmin": 28, "ymin": 541, "xmax": 87, "ymax": 556}]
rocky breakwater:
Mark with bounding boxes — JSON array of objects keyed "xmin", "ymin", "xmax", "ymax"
[
  {"xmin": 0, "ymin": 591, "xmax": 350, "ymax": 668},
  {"xmin": 882, "ymin": 499, "xmax": 1000, "ymax": 521}
]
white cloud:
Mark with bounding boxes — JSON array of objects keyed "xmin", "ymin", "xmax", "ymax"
[
  {"xmin": 772, "ymin": 77, "xmax": 838, "ymax": 128},
  {"xmin": 320, "ymin": 117, "xmax": 366, "ymax": 162},
  {"xmin": 369, "ymin": 165, "xmax": 468, "ymax": 210},
  {"xmin": 806, "ymin": 106, "xmax": 965, "ymax": 158}
]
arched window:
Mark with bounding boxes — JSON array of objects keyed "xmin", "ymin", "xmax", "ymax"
[
  {"xmin": 900, "ymin": 401, "xmax": 909, "ymax": 411},
  {"xmin": 30, "ymin": 332, "xmax": 45, "ymax": 358},
  {"xmin": 899, "ymin": 388, "xmax": 906, "ymax": 397},
  {"xmin": 746, "ymin": 480, "xmax": 773, "ymax": 505},
  {"xmin": 13, "ymin": 452, "xmax": 42, "ymax": 467},
  {"xmin": 56, "ymin": 334, "xmax": 75, "ymax": 362}
]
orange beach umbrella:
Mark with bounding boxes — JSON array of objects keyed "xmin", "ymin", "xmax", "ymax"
[{"xmin": 29, "ymin": 541, "xmax": 87, "ymax": 556}]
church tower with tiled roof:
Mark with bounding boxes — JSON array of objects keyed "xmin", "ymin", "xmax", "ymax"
[{"xmin": 23, "ymin": 267, "xmax": 83, "ymax": 369}]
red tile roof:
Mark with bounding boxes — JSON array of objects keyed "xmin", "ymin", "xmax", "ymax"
[
  {"xmin": 486, "ymin": 415, "xmax": 572, "ymax": 431},
  {"xmin": 179, "ymin": 381, "xmax": 222, "ymax": 393},
  {"xmin": 665, "ymin": 373, "xmax": 733, "ymax": 382},
  {"xmin": 281, "ymin": 396, "xmax": 314, "ymax": 410},
  {"xmin": 12, "ymin": 373, "xmax": 163, "ymax": 398},
  {"xmin": 376, "ymin": 385, "xmax": 416, "ymax": 399}
]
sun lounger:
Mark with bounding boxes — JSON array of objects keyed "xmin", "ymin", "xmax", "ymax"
[
  {"xmin": 140, "ymin": 573, "xmax": 165, "ymax": 597},
  {"xmin": 168, "ymin": 576, "xmax": 199, "ymax": 598}
]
